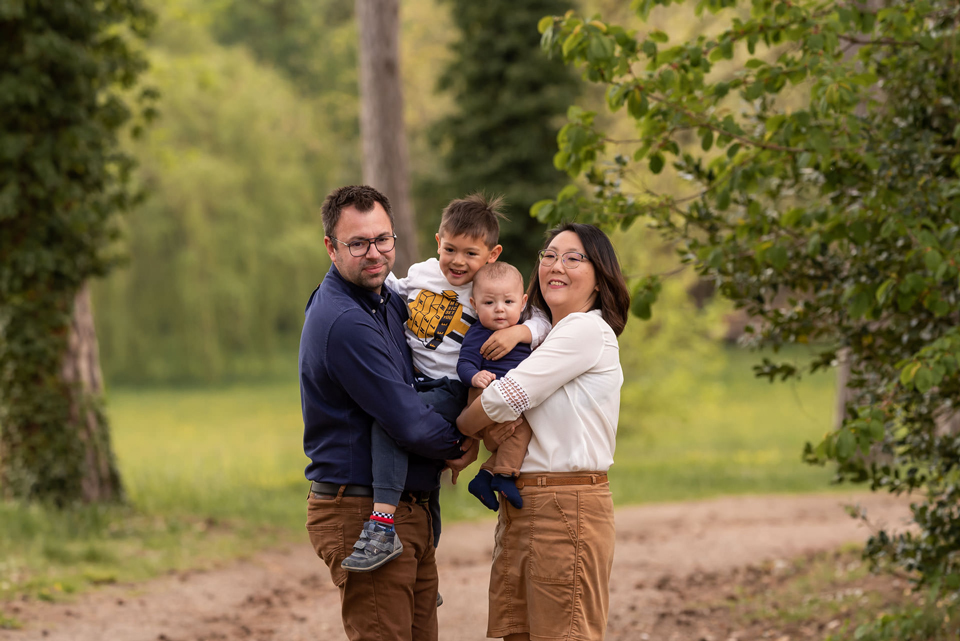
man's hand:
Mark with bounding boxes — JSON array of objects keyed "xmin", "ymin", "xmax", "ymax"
[
  {"xmin": 471, "ymin": 370, "xmax": 496, "ymax": 389},
  {"xmin": 445, "ymin": 437, "xmax": 480, "ymax": 484},
  {"xmin": 481, "ymin": 325, "xmax": 528, "ymax": 361}
]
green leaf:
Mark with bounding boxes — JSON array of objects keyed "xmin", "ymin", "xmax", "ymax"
[
  {"xmin": 836, "ymin": 429, "xmax": 855, "ymax": 461},
  {"xmin": 781, "ymin": 208, "xmax": 804, "ymax": 228},
  {"xmin": 587, "ymin": 35, "xmax": 616, "ymax": 62},
  {"xmin": 876, "ymin": 278, "xmax": 896, "ymax": 304},
  {"xmin": 766, "ymin": 245, "xmax": 788, "ymax": 270},
  {"xmin": 900, "ymin": 361, "xmax": 921, "ymax": 386},
  {"xmin": 915, "ymin": 367, "xmax": 934, "ymax": 393},
  {"xmin": 924, "ymin": 249, "xmax": 943, "ymax": 272},
  {"xmin": 537, "ymin": 16, "xmax": 554, "ymax": 34},
  {"xmin": 701, "ymin": 129, "xmax": 713, "ymax": 151},
  {"xmin": 648, "ymin": 30, "xmax": 669, "ymax": 43},
  {"xmin": 649, "ymin": 153, "xmax": 665, "ymax": 174},
  {"xmin": 562, "ymin": 31, "xmax": 585, "ymax": 57},
  {"xmin": 807, "ymin": 232, "xmax": 823, "ymax": 256},
  {"xmin": 627, "ymin": 89, "xmax": 649, "ymax": 119},
  {"xmin": 848, "ymin": 290, "xmax": 873, "ymax": 319},
  {"xmin": 531, "ymin": 199, "xmax": 556, "ymax": 222},
  {"xmin": 558, "ymin": 184, "xmax": 579, "ymax": 200}
]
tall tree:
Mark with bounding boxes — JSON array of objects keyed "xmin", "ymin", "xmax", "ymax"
[
  {"xmin": 355, "ymin": 0, "xmax": 419, "ymax": 272},
  {"xmin": 539, "ymin": 0, "xmax": 960, "ymax": 592},
  {"xmin": 0, "ymin": 1, "xmax": 155, "ymax": 502},
  {"xmin": 429, "ymin": 0, "xmax": 579, "ymax": 276}
]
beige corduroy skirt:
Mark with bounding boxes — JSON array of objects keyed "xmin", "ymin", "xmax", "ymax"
[{"xmin": 486, "ymin": 473, "xmax": 615, "ymax": 641}]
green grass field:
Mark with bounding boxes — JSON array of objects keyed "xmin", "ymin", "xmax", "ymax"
[{"xmin": 0, "ymin": 346, "xmax": 841, "ymax": 609}]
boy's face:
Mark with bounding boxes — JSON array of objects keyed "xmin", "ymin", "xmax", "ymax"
[
  {"xmin": 435, "ymin": 233, "xmax": 502, "ymax": 287},
  {"xmin": 470, "ymin": 276, "xmax": 527, "ymax": 331}
]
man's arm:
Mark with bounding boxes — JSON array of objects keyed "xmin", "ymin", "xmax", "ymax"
[{"xmin": 328, "ymin": 311, "xmax": 465, "ymax": 461}]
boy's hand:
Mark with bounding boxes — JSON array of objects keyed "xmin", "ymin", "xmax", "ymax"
[
  {"xmin": 472, "ymin": 370, "xmax": 496, "ymax": 389},
  {"xmin": 482, "ymin": 325, "xmax": 530, "ymax": 361}
]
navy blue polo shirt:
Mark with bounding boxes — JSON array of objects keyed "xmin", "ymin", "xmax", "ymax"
[{"xmin": 299, "ymin": 265, "xmax": 465, "ymax": 492}]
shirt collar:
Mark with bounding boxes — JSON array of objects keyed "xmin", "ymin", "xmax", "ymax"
[{"xmin": 327, "ymin": 265, "xmax": 391, "ymax": 314}]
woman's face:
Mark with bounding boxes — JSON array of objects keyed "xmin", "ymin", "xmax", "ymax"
[{"xmin": 538, "ymin": 230, "xmax": 598, "ymax": 321}]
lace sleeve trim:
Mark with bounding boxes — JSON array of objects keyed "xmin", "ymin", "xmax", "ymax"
[{"xmin": 493, "ymin": 375, "xmax": 529, "ymax": 416}]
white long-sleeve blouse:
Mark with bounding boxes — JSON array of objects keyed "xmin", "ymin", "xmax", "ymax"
[{"xmin": 479, "ymin": 309, "xmax": 622, "ymax": 473}]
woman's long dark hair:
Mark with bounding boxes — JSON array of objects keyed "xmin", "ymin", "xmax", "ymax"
[{"xmin": 526, "ymin": 223, "xmax": 630, "ymax": 336}]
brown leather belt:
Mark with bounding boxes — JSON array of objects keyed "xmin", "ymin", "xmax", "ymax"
[{"xmin": 515, "ymin": 473, "xmax": 608, "ymax": 489}]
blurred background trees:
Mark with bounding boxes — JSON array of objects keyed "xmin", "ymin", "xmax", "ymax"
[{"xmin": 90, "ymin": 0, "xmax": 605, "ymax": 383}]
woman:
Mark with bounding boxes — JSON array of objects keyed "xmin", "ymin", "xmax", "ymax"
[{"xmin": 458, "ymin": 223, "xmax": 630, "ymax": 641}]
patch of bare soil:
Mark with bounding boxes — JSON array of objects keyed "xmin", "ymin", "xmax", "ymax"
[{"xmin": 0, "ymin": 493, "xmax": 911, "ymax": 641}]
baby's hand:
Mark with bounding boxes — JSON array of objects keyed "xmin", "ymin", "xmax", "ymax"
[
  {"xmin": 472, "ymin": 370, "xmax": 496, "ymax": 389},
  {"xmin": 481, "ymin": 325, "xmax": 527, "ymax": 361}
]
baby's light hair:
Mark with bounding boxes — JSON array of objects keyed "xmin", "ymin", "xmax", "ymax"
[{"xmin": 473, "ymin": 261, "xmax": 524, "ymax": 292}]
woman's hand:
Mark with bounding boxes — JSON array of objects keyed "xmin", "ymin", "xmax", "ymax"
[
  {"xmin": 481, "ymin": 325, "xmax": 531, "ymax": 361},
  {"xmin": 487, "ymin": 417, "xmax": 520, "ymax": 445}
]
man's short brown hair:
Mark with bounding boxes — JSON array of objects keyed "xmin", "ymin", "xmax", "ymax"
[
  {"xmin": 438, "ymin": 193, "xmax": 506, "ymax": 249},
  {"xmin": 321, "ymin": 185, "xmax": 393, "ymax": 238}
]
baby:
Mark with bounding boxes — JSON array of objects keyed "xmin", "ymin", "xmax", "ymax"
[{"xmin": 457, "ymin": 262, "xmax": 534, "ymax": 510}]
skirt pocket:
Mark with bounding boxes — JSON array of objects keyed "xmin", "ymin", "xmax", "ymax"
[{"xmin": 527, "ymin": 492, "xmax": 579, "ymax": 638}]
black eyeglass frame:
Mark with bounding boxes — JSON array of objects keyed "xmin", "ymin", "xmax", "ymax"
[
  {"xmin": 537, "ymin": 249, "xmax": 590, "ymax": 269},
  {"xmin": 328, "ymin": 234, "xmax": 397, "ymax": 257}
]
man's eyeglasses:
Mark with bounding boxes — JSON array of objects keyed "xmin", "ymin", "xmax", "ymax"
[
  {"xmin": 538, "ymin": 249, "xmax": 589, "ymax": 269},
  {"xmin": 329, "ymin": 234, "xmax": 397, "ymax": 257}
]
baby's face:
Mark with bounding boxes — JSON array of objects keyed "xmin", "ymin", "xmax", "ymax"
[{"xmin": 472, "ymin": 276, "xmax": 527, "ymax": 331}]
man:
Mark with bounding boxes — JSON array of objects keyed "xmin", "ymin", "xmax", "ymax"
[{"xmin": 300, "ymin": 185, "xmax": 478, "ymax": 641}]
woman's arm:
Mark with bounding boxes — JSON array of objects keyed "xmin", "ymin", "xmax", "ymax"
[
  {"xmin": 474, "ymin": 314, "xmax": 606, "ymax": 425},
  {"xmin": 457, "ymin": 392, "xmax": 494, "ymax": 435}
]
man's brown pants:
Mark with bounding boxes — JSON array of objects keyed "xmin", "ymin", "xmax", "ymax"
[{"xmin": 306, "ymin": 492, "xmax": 439, "ymax": 641}]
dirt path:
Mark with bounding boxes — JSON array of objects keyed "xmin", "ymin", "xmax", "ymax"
[{"xmin": 0, "ymin": 493, "xmax": 911, "ymax": 641}]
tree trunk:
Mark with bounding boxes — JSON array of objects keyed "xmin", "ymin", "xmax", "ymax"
[
  {"xmin": 355, "ymin": 0, "xmax": 419, "ymax": 273},
  {"xmin": 0, "ymin": 283, "xmax": 123, "ymax": 504},
  {"xmin": 834, "ymin": 347, "xmax": 851, "ymax": 430},
  {"xmin": 61, "ymin": 282, "xmax": 124, "ymax": 503}
]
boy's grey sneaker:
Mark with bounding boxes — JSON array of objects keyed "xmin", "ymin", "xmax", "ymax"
[
  {"xmin": 437, "ymin": 592, "xmax": 443, "ymax": 608},
  {"xmin": 341, "ymin": 520, "xmax": 403, "ymax": 572}
]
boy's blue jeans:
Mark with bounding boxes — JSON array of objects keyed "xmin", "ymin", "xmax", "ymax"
[{"xmin": 370, "ymin": 375, "xmax": 468, "ymax": 543}]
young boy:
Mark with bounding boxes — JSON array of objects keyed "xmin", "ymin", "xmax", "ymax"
[
  {"xmin": 340, "ymin": 194, "xmax": 549, "ymax": 572},
  {"xmin": 456, "ymin": 262, "xmax": 534, "ymax": 512}
]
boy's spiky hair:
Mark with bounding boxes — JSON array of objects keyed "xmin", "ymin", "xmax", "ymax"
[{"xmin": 438, "ymin": 193, "xmax": 507, "ymax": 249}]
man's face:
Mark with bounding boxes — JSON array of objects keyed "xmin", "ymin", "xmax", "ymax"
[
  {"xmin": 435, "ymin": 233, "xmax": 502, "ymax": 288},
  {"xmin": 324, "ymin": 202, "xmax": 396, "ymax": 292}
]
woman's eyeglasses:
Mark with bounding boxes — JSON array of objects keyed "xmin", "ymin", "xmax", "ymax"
[{"xmin": 537, "ymin": 250, "xmax": 589, "ymax": 269}]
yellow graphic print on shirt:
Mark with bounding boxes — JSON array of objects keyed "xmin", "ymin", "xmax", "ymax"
[{"xmin": 407, "ymin": 289, "xmax": 471, "ymax": 350}]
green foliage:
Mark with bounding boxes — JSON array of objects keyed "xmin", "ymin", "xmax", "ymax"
[
  {"xmin": 428, "ymin": 0, "xmax": 581, "ymax": 275},
  {"xmin": 92, "ymin": 6, "xmax": 334, "ymax": 383},
  {"xmin": 0, "ymin": 0, "xmax": 155, "ymax": 501},
  {"xmin": 539, "ymin": 0, "xmax": 960, "ymax": 594},
  {"xmin": 208, "ymin": 0, "xmax": 361, "ymax": 183},
  {"xmin": 841, "ymin": 585, "xmax": 960, "ymax": 641}
]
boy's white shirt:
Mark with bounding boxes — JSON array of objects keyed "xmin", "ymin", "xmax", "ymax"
[{"xmin": 385, "ymin": 258, "xmax": 550, "ymax": 381}]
